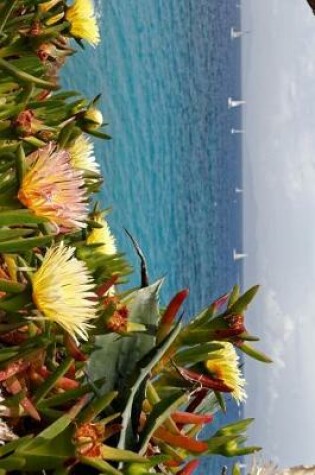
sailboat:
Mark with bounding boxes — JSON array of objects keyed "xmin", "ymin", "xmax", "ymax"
[
  {"xmin": 235, "ymin": 187, "xmax": 243, "ymax": 193},
  {"xmin": 230, "ymin": 27, "xmax": 250, "ymax": 40},
  {"xmin": 233, "ymin": 249, "xmax": 247, "ymax": 261},
  {"xmin": 231, "ymin": 128, "xmax": 244, "ymax": 134},
  {"xmin": 228, "ymin": 97, "xmax": 246, "ymax": 108}
]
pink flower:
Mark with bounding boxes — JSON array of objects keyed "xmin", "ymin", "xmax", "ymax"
[{"xmin": 18, "ymin": 143, "xmax": 88, "ymax": 232}]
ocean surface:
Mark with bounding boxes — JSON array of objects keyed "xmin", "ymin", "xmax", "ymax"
[{"xmin": 63, "ymin": 1, "xmax": 243, "ymax": 472}]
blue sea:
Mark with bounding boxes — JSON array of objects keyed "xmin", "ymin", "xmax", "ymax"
[{"xmin": 63, "ymin": 1, "xmax": 243, "ymax": 472}]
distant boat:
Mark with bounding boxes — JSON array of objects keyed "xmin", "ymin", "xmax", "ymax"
[
  {"xmin": 230, "ymin": 27, "xmax": 250, "ymax": 40},
  {"xmin": 235, "ymin": 187, "xmax": 243, "ymax": 193},
  {"xmin": 231, "ymin": 128, "xmax": 244, "ymax": 134},
  {"xmin": 228, "ymin": 97, "xmax": 246, "ymax": 108},
  {"xmin": 233, "ymin": 250, "xmax": 247, "ymax": 261}
]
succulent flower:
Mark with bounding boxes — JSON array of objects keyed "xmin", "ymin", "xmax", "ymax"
[
  {"xmin": 65, "ymin": 0, "xmax": 100, "ymax": 46},
  {"xmin": 32, "ymin": 242, "xmax": 97, "ymax": 342},
  {"xmin": 87, "ymin": 213, "xmax": 117, "ymax": 256},
  {"xmin": 205, "ymin": 341, "xmax": 246, "ymax": 403},
  {"xmin": 67, "ymin": 134, "xmax": 100, "ymax": 174},
  {"xmin": 74, "ymin": 422, "xmax": 105, "ymax": 457},
  {"xmin": 103, "ymin": 296, "xmax": 128, "ymax": 333},
  {"xmin": 18, "ymin": 143, "xmax": 88, "ymax": 232}
]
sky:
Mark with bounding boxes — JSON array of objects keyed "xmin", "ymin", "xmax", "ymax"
[{"xmin": 242, "ymin": 0, "xmax": 315, "ymax": 468}]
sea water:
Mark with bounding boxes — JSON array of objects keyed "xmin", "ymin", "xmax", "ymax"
[{"xmin": 62, "ymin": 1, "xmax": 243, "ymax": 472}]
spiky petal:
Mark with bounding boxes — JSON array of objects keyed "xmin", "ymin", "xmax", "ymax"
[
  {"xmin": 67, "ymin": 135, "xmax": 100, "ymax": 174},
  {"xmin": 65, "ymin": 0, "xmax": 100, "ymax": 46},
  {"xmin": 87, "ymin": 214, "xmax": 117, "ymax": 256},
  {"xmin": 18, "ymin": 143, "xmax": 88, "ymax": 232},
  {"xmin": 32, "ymin": 243, "xmax": 97, "ymax": 342},
  {"xmin": 205, "ymin": 342, "xmax": 246, "ymax": 403}
]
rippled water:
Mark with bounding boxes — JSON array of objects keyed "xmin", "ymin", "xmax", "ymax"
[{"xmin": 63, "ymin": 1, "xmax": 243, "ymax": 472}]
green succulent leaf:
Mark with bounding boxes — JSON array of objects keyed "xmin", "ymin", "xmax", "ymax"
[
  {"xmin": 227, "ymin": 285, "xmax": 260, "ymax": 315},
  {"xmin": 0, "ymin": 234, "xmax": 56, "ymax": 252},
  {"xmin": 227, "ymin": 285, "xmax": 240, "ymax": 308},
  {"xmin": 139, "ymin": 391, "xmax": 188, "ymax": 454},
  {"xmin": 239, "ymin": 342, "xmax": 273, "ymax": 363},
  {"xmin": 0, "ymin": 210, "xmax": 49, "ymax": 225},
  {"xmin": 89, "ymin": 280, "xmax": 163, "ymax": 396},
  {"xmin": 80, "ymin": 457, "xmax": 122, "ymax": 475},
  {"xmin": 117, "ymin": 321, "xmax": 182, "ymax": 454}
]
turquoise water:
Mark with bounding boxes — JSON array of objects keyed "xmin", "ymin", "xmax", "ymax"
[{"xmin": 63, "ymin": 1, "xmax": 243, "ymax": 472}]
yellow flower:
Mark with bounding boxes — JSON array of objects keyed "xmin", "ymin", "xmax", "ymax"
[
  {"xmin": 65, "ymin": 0, "xmax": 100, "ymax": 46},
  {"xmin": 32, "ymin": 243, "xmax": 97, "ymax": 342},
  {"xmin": 67, "ymin": 135, "xmax": 100, "ymax": 174},
  {"xmin": 87, "ymin": 214, "xmax": 117, "ymax": 256},
  {"xmin": 39, "ymin": 0, "xmax": 60, "ymax": 12},
  {"xmin": 18, "ymin": 143, "xmax": 88, "ymax": 232},
  {"xmin": 205, "ymin": 342, "xmax": 246, "ymax": 403}
]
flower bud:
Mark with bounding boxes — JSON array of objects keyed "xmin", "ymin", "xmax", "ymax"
[
  {"xmin": 125, "ymin": 463, "xmax": 149, "ymax": 475},
  {"xmin": 83, "ymin": 107, "xmax": 103, "ymax": 131}
]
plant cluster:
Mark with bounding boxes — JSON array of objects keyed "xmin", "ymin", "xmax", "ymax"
[{"xmin": 0, "ymin": 1, "xmax": 271, "ymax": 474}]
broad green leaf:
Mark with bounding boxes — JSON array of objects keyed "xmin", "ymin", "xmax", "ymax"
[
  {"xmin": 89, "ymin": 280, "xmax": 163, "ymax": 396},
  {"xmin": 117, "ymin": 321, "xmax": 182, "ymax": 454}
]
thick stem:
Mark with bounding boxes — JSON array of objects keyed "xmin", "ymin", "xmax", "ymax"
[{"xmin": 0, "ymin": 57, "xmax": 59, "ymax": 90}]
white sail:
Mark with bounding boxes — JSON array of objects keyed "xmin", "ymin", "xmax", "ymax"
[
  {"xmin": 233, "ymin": 249, "xmax": 247, "ymax": 261},
  {"xmin": 228, "ymin": 97, "xmax": 246, "ymax": 108},
  {"xmin": 230, "ymin": 27, "xmax": 250, "ymax": 40},
  {"xmin": 231, "ymin": 128, "xmax": 244, "ymax": 134},
  {"xmin": 235, "ymin": 187, "xmax": 243, "ymax": 193}
]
